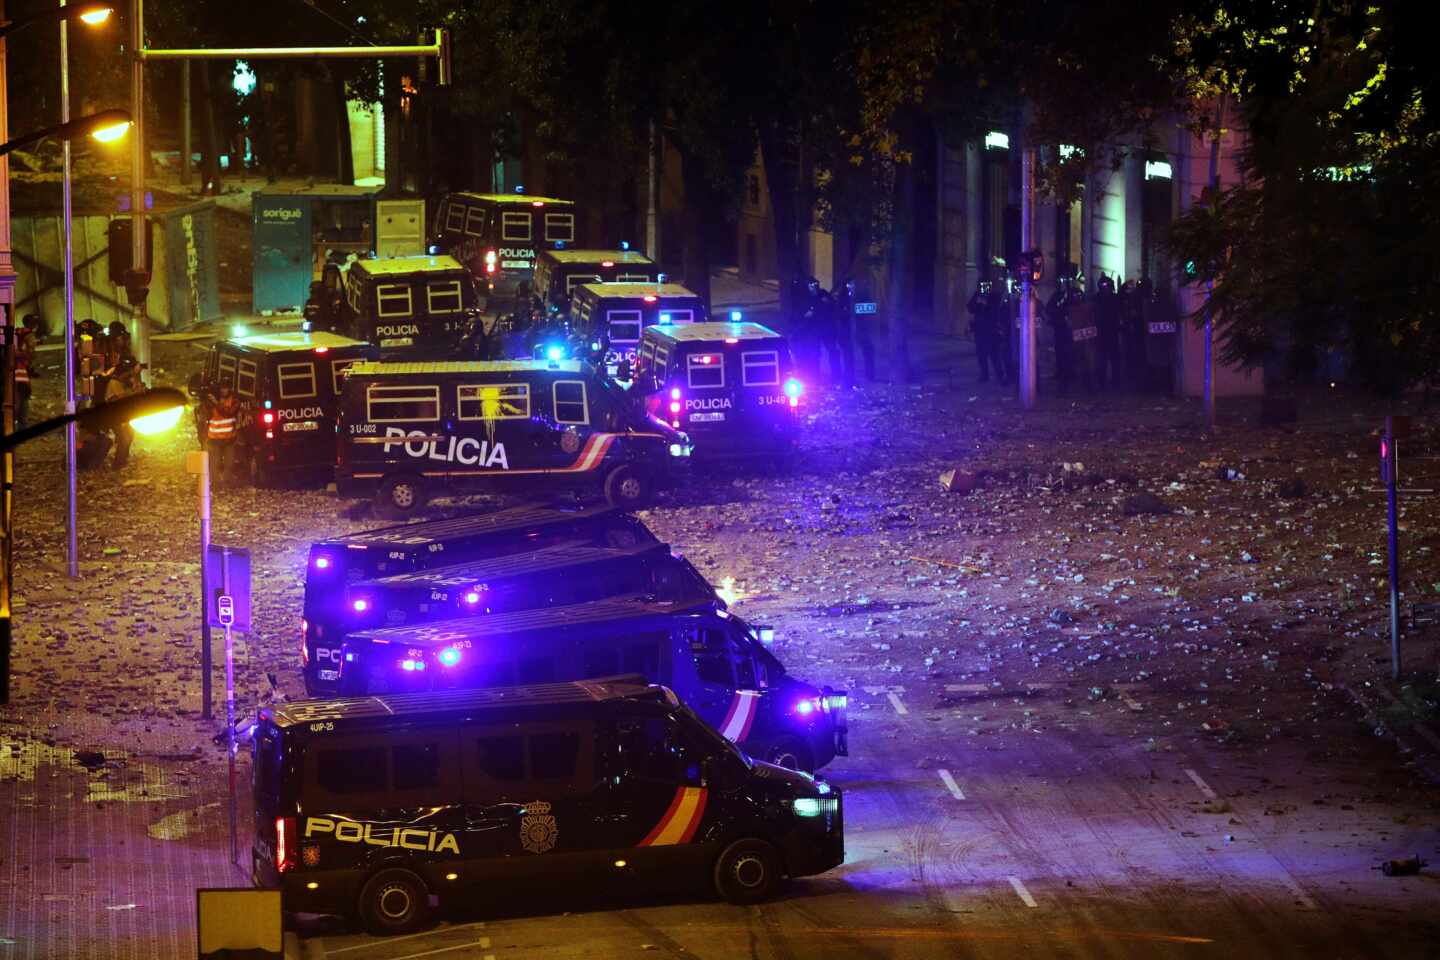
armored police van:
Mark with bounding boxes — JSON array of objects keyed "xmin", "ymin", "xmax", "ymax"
[
  {"xmin": 340, "ymin": 595, "xmax": 847, "ymax": 773},
  {"xmin": 431, "ymin": 192, "xmax": 579, "ymax": 297},
  {"xmin": 338, "ymin": 255, "xmax": 482, "ymax": 358},
  {"xmin": 335, "ymin": 359, "xmax": 690, "ymax": 517},
  {"xmin": 252, "ymin": 677, "xmax": 844, "ymax": 934},
  {"xmin": 188, "ymin": 331, "xmax": 378, "ymax": 486},
  {"xmin": 533, "ymin": 249, "xmax": 661, "ymax": 319},
  {"xmin": 634, "ymin": 322, "xmax": 803, "ymax": 461},
  {"xmin": 303, "ymin": 505, "xmax": 661, "ymax": 695},
  {"xmin": 570, "ymin": 283, "xmax": 707, "ymax": 375}
]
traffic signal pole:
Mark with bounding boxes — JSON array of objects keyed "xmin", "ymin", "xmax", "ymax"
[
  {"xmin": 1019, "ymin": 144, "xmax": 1037, "ymax": 410},
  {"xmin": 1383, "ymin": 416, "xmax": 1401, "ymax": 680}
]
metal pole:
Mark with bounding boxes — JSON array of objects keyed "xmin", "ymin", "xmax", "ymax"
[
  {"xmin": 180, "ymin": 60, "xmax": 190, "ymax": 186},
  {"xmin": 60, "ymin": 0, "xmax": 78, "ymax": 579},
  {"xmin": 198, "ymin": 450, "xmax": 212, "ymax": 718},
  {"xmin": 1385, "ymin": 416, "xmax": 1402, "ymax": 680},
  {"xmin": 645, "ymin": 120, "xmax": 659, "ymax": 259},
  {"xmin": 1019, "ymin": 145, "xmax": 1037, "ymax": 409},
  {"xmin": 222, "ymin": 548, "xmax": 236, "ymax": 868},
  {"xmin": 1, "ymin": 0, "xmax": 17, "ymax": 706},
  {"xmin": 129, "ymin": 0, "xmax": 149, "ymax": 373},
  {"xmin": 1202, "ymin": 97, "xmax": 1224, "ymax": 434}
]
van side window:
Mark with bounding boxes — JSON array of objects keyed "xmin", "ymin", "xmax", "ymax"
[
  {"xmin": 741, "ymin": 350, "xmax": 780, "ymax": 386},
  {"xmin": 331, "ymin": 359, "xmax": 358, "ymax": 394},
  {"xmin": 277, "ymin": 362, "xmax": 317, "ymax": 400},
  {"xmin": 376, "ymin": 284, "xmax": 413, "ymax": 318},
  {"xmin": 543, "ymin": 213, "xmax": 575, "ymax": 243},
  {"xmin": 661, "ymin": 309, "xmax": 694, "ymax": 323},
  {"xmin": 686, "ymin": 352, "xmax": 725, "ymax": 388},
  {"xmin": 367, "ymin": 384, "xmax": 440, "ymax": 422},
  {"xmin": 445, "ymin": 201, "xmax": 466, "ymax": 233},
  {"xmin": 531, "ymin": 732, "xmax": 580, "ymax": 780},
  {"xmin": 690, "ymin": 627, "xmax": 734, "ymax": 686},
  {"xmin": 501, "ymin": 211, "xmax": 532, "ymax": 241},
  {"xmin": 464, "ymin": 206, "xmax": 486, "ymax": 237},
  {"xmin": 606, "ymin": 310, "xmax": 642, "ymax": 344},
  {"xmin": 614, "ymin": 715, "xmax": 693, "ymax": 784},
  {"xmin": 316, "ymin": 746, "xmax": 386, "ymax": 794},
  {"xmin": 458, "ymin": 383, "xmax": 529, "ymax": 420},
  {"xmin": 217, "ymin": 353, "xmax": 238, "ymax": 390},
  {"xmin": 392, "ymin": 742, "xmax": 441, "ymax": 791},
  {"xmin": 653, "ymin": 346, "xmax": 670, "ymax": 381},
  {"xmin": 553, "ymin": 381, "xmax": 588, "ymax": 425},
  {"xmin": 237, "ymin": 359, "xmax": 258, "ymax": 397},
  {"xmin": 474, "ymin": 736, "xmax": 525, "ymax": 781},
  {"xmin": 427, "ymin": 281, "xmax": 464, "ymax": 314}
]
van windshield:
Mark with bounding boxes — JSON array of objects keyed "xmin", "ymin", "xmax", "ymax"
[
  {"xmin": 675, "ymin": 703, "xmax": 752, "ymax": 769},
  {"xmin": 730, "ymin": 614, "xmax": 786, "ymax": 677}
]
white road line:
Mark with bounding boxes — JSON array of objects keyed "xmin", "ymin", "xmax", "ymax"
[
  {"xmin": 1184, "ymin": 768, "xmax": 1218, "ymax": 801},
  {"xmin": 945, "ymin": 683, "xmax": 990, "ymax": 693},
  {"xmin": 1007, "ymin": 876, "xmax": 1038, "ymax": 907},
  {"xmin": 326, "ymin": 924, "xmax": 486, "ymax": 955},
  {"xmin": 886, "ymin": 691, "xmax": 909, "ymax": 715},
  {"xmin": 1025, "ymin": 682, "xmax": 1058, "ymax": 691},
  {"xmin": 1280, "ymin": 876, "xmax": 1319, "ymax": 910},
  {"xmin": 385, "ymin": 938, "xmax": 491, "ymax": 960},
  {"xmin": 1122, "ymin": 696, "xmax": 1143, "ymax": 712},
  {"xmin": 937, "ymin": 769, "xmax": 965, "ymax": 799}
]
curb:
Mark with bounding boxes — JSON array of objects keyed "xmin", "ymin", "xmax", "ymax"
[{"xmin": 1341, "ymin": 682, "xmax": 1440, "ymax": 782}]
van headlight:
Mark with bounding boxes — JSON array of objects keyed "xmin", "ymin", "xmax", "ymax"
[
  {"xmin": 793, "ymin": 797, "xmax": 839, "ymax": 818},
  {"xmin": 669, "ymin": 442, "xmax": 691, "ymax": 458}
]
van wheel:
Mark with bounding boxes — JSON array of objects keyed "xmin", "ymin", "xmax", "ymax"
[
  {"xmin": 603, "ymin": 465, "xmax": 652, "ymax": 509},
  {"xmin": 713, "ymin": 839, "xmax": 782, "ymax": 905},
  {"xmin": 358, "ymin": 868, "xmax": 430, "ymax": 935},
  {"xmin": 764, "ymin": 738, "xmax": 813, "ymax": 774},
  {"xmin": 376, "ymin": 475, "xmax": 427, "ymax": 519}
]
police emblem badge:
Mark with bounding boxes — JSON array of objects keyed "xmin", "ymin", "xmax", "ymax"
[
  {"xmin": 520, "ymin": 800, "xmax": 558, "ymax": 854},
  {"xmin": 560, "ymin": 428, "xmax": 581, "ymax": 454}
]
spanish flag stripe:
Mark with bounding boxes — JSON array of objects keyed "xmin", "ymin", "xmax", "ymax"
[
  {"xmin": 638, "ymin": 787, "xmax": 708, "ymax": 847},
  {"xmin": 675, "ymin": 789, "xmax": 708, "ymax": 845},
  {"xmin": 555, "ymin": 434, "xmax": 616, "ymax": 473},
  {"xmin": 638, "ymin": 786, "xmax": 688, "ymax": 846}
]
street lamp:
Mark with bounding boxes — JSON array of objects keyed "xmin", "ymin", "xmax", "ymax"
[
  {"xmin": 0, "ymin": 108, "xmax": 131, "ymax": 156},
  {"xmin": 0, "ymin": 1, "xmax": 111, "ymax": 39}
]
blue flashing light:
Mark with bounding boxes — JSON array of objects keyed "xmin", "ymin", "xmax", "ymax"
[
  {"xmin": 659, "ymin": 313, "xmax": 672, "ymax": 324},
  {"xmin": 784, "ymin": 378, "xmax": 803, "ymax": 399},
  {"xmin": 514, "ymin": 185, "xmax": 525, "ymax": 193},
  {"xmin": 554, "ymin": 240, "xmax": 567, "ymax": 249},
  {"xmin": 400, "ymin": 658, "xmax": 427, "ymax": 672},
  {"xmin": 729, "ymin": 310, "xmax": 742, "ymax": 322},
  {"xmin": 264, "ymin": 400, "xmax": 273, "ymax": 410},
  {"xmin": 344, "ymin": 652, "xmax": 355, "ymax": 663},
  {"xmin": 816, "ymin": 780, "xmax": 832, "ymax": 795},
  {"xmin": 351, "ymin": 598, "xmax": 369, "ymax": 613},
  {"xmin": 427, "ymin": 244, "xmax": 439, "ymax": 255},
  {"xmin": 620, "ymin": 241, "xmax": 630, "ymax": 251},
  {"xmin": 591, "ymin": 341, "xmax": 601, "ymax": 351},
  {"xmin": 438, "ymin": 647, "xmax": 462, "ymax": 667},
  {"xmin": 313, "ymin": 555, "xmax": 330, "ymax": 570},
  {"xmin": 546, "ymin": 345, "xmax": 565, "ymax": 362},
  {"xmin": 795, "ymin": 698, "xmax": 816, "ymax": 716},
  {"xmin": 463, "ymin": 591, "xmax": 482, "ymax": 605},
  {"xmin": 301, "ymin": 320, "xmax": 312, "ymax": 333}
]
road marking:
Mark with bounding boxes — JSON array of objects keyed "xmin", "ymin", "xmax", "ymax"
[
  {"xmin": 327, "ymin": 924, "xmax": 486, "ymax": 955},
  {"xmin": 1024, "ymin": 682, "xmax": 1058, "ymax": 691},
  {"xmin": 1184, "ymin": 768, "xmax": 1218, "ymax": 801},
  {"xmin": 1280, "ymin": 876, "xmax": 1318, "ymax": 910},
  {"xmin": 886, "ymin": 691, "xmax": 909, "ymax": 715},
  {"xmin": 944, "ymin": 683, "xmax": 990, "ymax": 693},
  {"xmin": 937, "ymin": 769, "xmax": 965, "ymax": 799},
  {"xmin": 1007, "ymin": 876, "xmax": 1038, "ymax": 907},
  {"xmin": 384, "ymin": 939, "xmax": 491, "ymax": 960},
  {"xmin": 1122, "ymin": 696, "xmax": 1144, "ymax": 712}
]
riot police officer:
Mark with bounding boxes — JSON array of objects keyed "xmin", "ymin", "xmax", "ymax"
[
  {"xmin": 1094, "ymin": 274, "xmax": 1119, "ymax": 391},
  {"xmin": 1046, "ymin": 268, "xmax": 1076, "ymax": 393},
  {"xmin": 967, "ymin": 280, "xmax": 997, "ymax": 382}
]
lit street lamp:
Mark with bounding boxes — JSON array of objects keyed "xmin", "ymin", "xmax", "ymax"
[
  {"xmin": 0, "ymin": 1, "xmax": 111, "ymax": 39},
  {"xmin": 0, "ymin": 108, "xmax": 131, "ymax": 156}
]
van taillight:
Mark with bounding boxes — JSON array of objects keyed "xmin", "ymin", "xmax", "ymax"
[
  {"xmin": 276, "ymin": 816, "xmax": 297, "ymax": 873},
  {"xmin": 300, "ymin": 619, "xmax": 309, "ymax": 666}
]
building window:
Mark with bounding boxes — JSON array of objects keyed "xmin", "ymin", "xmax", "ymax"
[
  {"xmin": 366, "ymin": 384, "xmax": 440, "ymax": 422},
  {"xmin": 501, "ymin": 211, "xmax": 532, "ymax": 241},
  {"xmin": 686, "ymin": 352, "xmax": 725, "ymax": 388},
  {"xmin": 427, "ymin": 280, "xmax": 464, "ymax": 314},
  {"xmin": 741, "ymin": 350, "xmax": 780, "ymax": 386},
  {"xmin": 458, "ymin": 383, "xmax": 529, "ymax": 420},
  {"xmin": 277, "ymin": 362, "xmax": 317, "ymax": 399},
  {"xmin": 236, "ymin": 359, "xmax": 257, "ymax": 397},
  {"xmin": 543, "ymin": 213, "xmax": 575, "ymax": 242},
  {"xmin": 553, "ymin": 380, "xmax": 588, "ymax": 425},
  {"xmin": 376, "ymin": 284, "xmax": 413, "ymax": 318}
]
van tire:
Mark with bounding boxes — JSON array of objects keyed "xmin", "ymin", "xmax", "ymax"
[
  {"xmin": 764, "ymin": 737, "xmax": 813, "ymax": 774},
  {"xmin": 376, "ymin": 475, "xmax": 427, "ymax": 519},
  {"xmin": 358, "ymin": 868, "xmax": 430, "ymax": 935},
  {"xmin": 603, "ymin": 465, "xmax": 652, "ymax": 509},
  {"xmin": 713, "ymin": 839, "xmax": 782, "ymax": 905}
]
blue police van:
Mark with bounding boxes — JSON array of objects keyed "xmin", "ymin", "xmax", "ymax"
[{"xmin": 337, "ymin": 595, "xmax": 847, "ymax": 773}]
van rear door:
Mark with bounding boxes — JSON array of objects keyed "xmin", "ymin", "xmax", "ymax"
[{"xmin": 251, "ymin": 720, "xmax": 295, "ymax": 885}]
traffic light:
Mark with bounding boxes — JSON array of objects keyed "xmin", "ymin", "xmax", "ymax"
[{"xmin": 107, "ymin": 217, "xmax": 154, "ymax": 285}]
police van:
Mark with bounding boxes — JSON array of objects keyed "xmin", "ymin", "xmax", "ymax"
[
  {"xmin": 252, "ymin": 677, "xmax": 844, "ymax": 934},
  {"xmin": 188, "ymin": 331, "xmax": 378, "ymax": 486},
  {"xmin": 340, "ymin": 255, "xmax": 483, "ymax": 358},
  {"xmin": 303, "ymin": 505, "xmax": 661, "ymax": 695},
  {"xmin": 533, "ymin": 249, "xmax": 661, "ymax": 319},
  {"xmin": 335, "ymin": 359, "xmax": 690, "ymax": 518},
  {"xmin": 570, "ymin": 282, "xmax": 707, "ymax": 374},
  {"xmin": 340, "ymin": 595, "xmax": 847, "ymax": 773},
  {"xmin": 634, "ymin": 322, "xmax": 803, "ymax": 461},
  {"xmin": 431, "ymin": 192, "xmax": 579, "ymax": 297}
]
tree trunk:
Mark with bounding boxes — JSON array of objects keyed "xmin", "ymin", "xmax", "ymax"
[
  {"xmin": 332, "ymin": 71, "xmax": 354, "ymax": 185},
  {"xmin": 758, "ymin": 120, "xmax": 802, "ymax": 328},
  {"xmin": 885, "ymin": 121, "xmax": 918, "ymax": 383},
  {"xmin": 198, "ymin": 61, "xmax": 223, "ymax": 195}
]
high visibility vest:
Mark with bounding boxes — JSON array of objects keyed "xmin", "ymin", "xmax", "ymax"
[
  {"xmin": 14, "ymin": 364, "xmax": 30, "ymax": 385},
  {"xmin": 207, "ymin": 413, "xmax": 237, "ymax": 441}
]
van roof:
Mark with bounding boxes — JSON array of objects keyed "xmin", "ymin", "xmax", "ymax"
[
  {"xmin": 350, "ymin": 594, "xmax": 712, "ymax": 648},
  {"xmin": 643, "ymin": 321, "xmax": 782, "ymax": 343},
  {"xmin": 349, "ymin": 255, "xmax": 466, "ymax": 277},
  {"xmin": 224, "ymin": 331, "xmax": 374, "ymax": 354},
  {"xmin": 357, "ymin": 539, "xmax": 669, "ymax": 588},
  {"xmin": 256, "ymin": 184, "xmax": 380, "ymax": 198},
  {"xmin": 313, "ymin": 504, "xmax": 635, "ymax": 551},
  {"xmin": 346, "ymin": 359, "xmax": 587, "ymax": 377},
  {"xmin": 444, "ymin": 192, "xmax": 575, "ymax": 208},
  {"xmin": 573, "ymin": 282, "xmax": 699, "ymax": 301},
  {"xmin": 540, "ymin": 249, "xmax": 655, "ymax": 266},
  {"xmin": 265, "ymin": 675, "xmax": 662, "ymax": 729}
]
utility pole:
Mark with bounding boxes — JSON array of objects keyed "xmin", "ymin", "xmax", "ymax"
[
  {"xmin": 1202, "ymin": 96, "xmax": 1226, "ymax": 434},
  {"xmin": 129, "ymin": 0, "xmax": 150, "ymax": 374},
  {"xmin": 1, "ymin": 0, "xmax": 17, "ymax": 705},
  {"xmin": 60, "ymin": 0, "xmax": 79, "ymax": 578},
  {"xmin": 645, "ymin": 120, "xmax": 660, "ymax": 260},
  {"xmin": 1018, "ymin": 143, "xmax": 1037, "ymax": 409},
  {"xmin": 180, "ymin": 60, "xmax": 190, "ymax": 186}
]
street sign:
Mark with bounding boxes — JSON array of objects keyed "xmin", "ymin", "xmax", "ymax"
[
  {"xmin": 205, "ymin": 545, "xmax": 251, "ymax": 632},
  {"xmin": 854, "ymin": 302, "xmax": 877, "ymax": 315},
  {"xmin": 216, "ymin": 595, "xmax": 234, "ymax": 627}
]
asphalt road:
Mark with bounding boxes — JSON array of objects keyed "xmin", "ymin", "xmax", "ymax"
[{"xmin": 297, "ymin": 678, "xmax": 1440, "ymax": 960}]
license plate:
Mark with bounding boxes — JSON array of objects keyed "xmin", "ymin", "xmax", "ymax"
[
  {"xmin": 689, "ymin": 412, "xmax": 726, "ymax": 423},
  {"xmin": 501, "ymin": 260, "xmax": 530, "ymax": 269},
  {"xmin": 317, "ymin": 669, "xmax": 340, "ymax": 682},
  {"xmin": 1148, "ymin": 321, "xmax": 1177, "ymax": 334},
  {"xmin": 380, "ymin": 337, "xmax": 414, "ymax": 347},
  {"xmin": 282, "ymin": 421, "xmax": 319, "ymax": 432}
]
